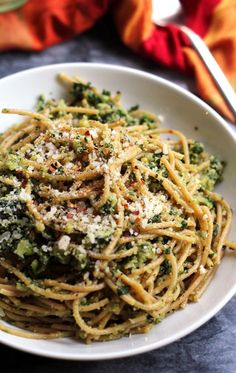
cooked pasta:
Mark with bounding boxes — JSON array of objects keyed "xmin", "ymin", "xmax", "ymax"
[{"xmin": 0, "ymin": 74, "xmax": 235, "ymax": 342}]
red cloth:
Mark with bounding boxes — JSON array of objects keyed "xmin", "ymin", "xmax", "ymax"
[{"xmin": 0, "ymin": 0, "xmax": 235, "ymax": 122}]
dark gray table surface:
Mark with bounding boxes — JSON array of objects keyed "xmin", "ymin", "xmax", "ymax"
[{"xmin": 0, "ymin": 16, "xmax": 235, "ymax": 373}]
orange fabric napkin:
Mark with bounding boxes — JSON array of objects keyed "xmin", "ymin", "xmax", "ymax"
[{"xmin": 0, "ymin": 0, "xmax": 235, "ymax": 122}]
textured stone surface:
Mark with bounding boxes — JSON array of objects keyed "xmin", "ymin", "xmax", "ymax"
[{"xmin": 0, "ymin": 15, "xmax": 235, "ymax": 373}]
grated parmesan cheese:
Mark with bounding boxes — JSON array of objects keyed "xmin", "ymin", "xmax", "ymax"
[
  {"xmin": 199, "ymin": 265, "xmax": 207, "ymax": 274},
  {"xmin": 19, "ymin": 189, "xmax": 31, "ymax": 202},
  {"xmin": 129, "ymin": 195, "xmax": 166, "ymax": 228},
  {"xmin": 58, "ymin": 235, "xmax": 71, "ymax": 251},
  {"xmin": 163, "ymin": 143, "xmax": 169, "ymax": 155}
]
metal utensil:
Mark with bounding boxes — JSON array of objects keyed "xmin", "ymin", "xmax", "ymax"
[{"xmin": 152, "ymin": 0, "xmax": 236, "ymax": 121}]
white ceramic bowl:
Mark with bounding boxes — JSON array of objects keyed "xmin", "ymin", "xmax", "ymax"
[{"xmin": 0, "ymin": 63, "xmax": 235, "ymax": 360}]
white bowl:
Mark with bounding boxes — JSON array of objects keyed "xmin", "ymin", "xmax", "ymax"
[{"xmin": 0, "ymin": 63, "xmax": 235, "ymax": 360}]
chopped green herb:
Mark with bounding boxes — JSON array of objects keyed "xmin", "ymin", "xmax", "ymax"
[
  {"xmin": 148, "ymin": 214, "xmax": 161, "ymax": 224},
  {"xmin": 102, "ymin": 89, "xmax": 111, "ymax": 96},
  {"xmin": 159, "ymin": 259, "xmax": 171, "ymax": 276},
  {"xmin": 128, "ymin": 104, "xmax": 139, "ymax": 112},
  {"xmin": 117, "ymin": 284, "xmax": 129, "ymax": 296},
  {"xmin": 181, "ymin": 219, "xmax": 188, "ymax": 229},
  {"xmin": 101, "ymin": 194, "xmax": 117, "ymax": 214},
  {"xmin": 73, "ymin": 139, "xmax": 86, "ymax": 154}
]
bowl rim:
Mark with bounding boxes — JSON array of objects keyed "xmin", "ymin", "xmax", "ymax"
[{"xmin": 0, "ymin": 62, "xmax": 235, "ymax": 360}]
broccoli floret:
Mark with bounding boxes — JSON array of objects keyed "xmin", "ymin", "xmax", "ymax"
[
  {"xmin": 100, "ymin": 108, "xmax": 127, "ymax": 123},
  {"xmin": 72, "ymin": 249, "xmax": 89, "ymax": 270},
  {"xmin": 189, "ymin": 141, "xmax": 204, "ymax": 164},
  {"xmin": 96, "ymin": 228, "xmax": 114, "ymax": 245},
  {"xmin": 128, "ymin": 104, "xmax": 139, "ymax": 112},
  {"xmin": 159, "ymin": 259, "xmax": 171, "ymax": 276},
  {"xmin": 193, "ymin": 193, "xmax": 214, "ymax": 208},
  {"xmin": 123, "ymin": 241, "xmax": 156, "ymax": 270},
  {"xmin": 30, "ymin": 252, "xmax": 50, "ymax": 275},
  {"xmin": 201, "ymin": 156, "xmax": 225, "ymax": 190},
  {"xmin": 71, "ymin": 82, "xmax": 91, "ymax": 101},
  {"xmin": 87, "ymin": 91, "xmax": 102, "ymax": 106},
  {"xmin": 102, "ymin": 89, "xmax": 111, "ymax": 96}
]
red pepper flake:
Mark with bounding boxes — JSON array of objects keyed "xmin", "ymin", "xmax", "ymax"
[
  {"xmin": 85, "ymin": 130, "xmax": 90, "ymax": 136},
  {"xmin": 66, "ymin": 212, "xmax": 73, "ymax": 219},
  {"xmin": 124, "ymin": 203, "xmax": 129, "ymax": 209},
  {"xmin": 21, "ymin": 178, "xmax": 27, "ymax": 188},
  {"xmin": 141, "ymin": 179, "xmax": 145, "ymax": 184},
  {"xmin": 133, "ymin": 210, "xmax": 139, "ymax": 215},
  {"xmin": 135, "ymin": 217, "xmax": 141, "ymax": 223}
]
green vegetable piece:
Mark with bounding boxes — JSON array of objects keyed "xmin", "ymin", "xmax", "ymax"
[
  {"xmin": 15, "ymin": 239, "xmax": 34, "ymax": 258},
  {"xmin": 72, "ymin": 82, "xmax": 91, "ymax": 101},
  {"xmin": 148, "ymin": 214, "xmax": 161, "ymax": 224},
  {"xmin": 31, "ymin": 259, "xmax": 38, "ymax": 273},
  {"xmin": 159, "ymin": 259, "xmax": 171, "ymax": 276},
  {"xmin": 117, "ymin": 284, "xmax": 129, "ymax": 296},
  {"xmin": 128, "ymin": 104, "xmax": 139, "ymax": 112},
  {"xmin": 201, "ymin": 156, "xmax": 225, "ymax": 190},
  {"xmin": 72, "ymin": 250, "xmax": 89, "ymax": 270},
  {"xmin": 139, "ymin": 114, "xmax": 154, "ymax": 125},
  {"xmin": 101, "ymin": 193, "xmax": 117, "ymax": 214},
  {"xmin": 31, "ymin": 254, "xmax": 49, "ymax": 275},
  {"xmin": 4, "ymin": 154, "xmax": 22, "ymax": 171},
  {"xmin": 149, "ymin": 152, "xmax": 163, "ymax": 170},
  {"xmin": 87, "ymin": 92, "xmax": 102, "ymax": 106},
  {"xmin": 96, "ymin": 228, "xmax": 113, "ymax": 245},
  {"xmin": 190, "ymin": 142, "xmax": 204, "ymax": 154},
  {"xmin": 164, "ymin": 247, "xmax": 171, "ymax": 254},
  {"xmin": 181, "ymin": 219, "xmax": 188, "ymax": 229},
  {"xmin": 189, "ymin": 141, "xmax": 204, "ymax": 164}
]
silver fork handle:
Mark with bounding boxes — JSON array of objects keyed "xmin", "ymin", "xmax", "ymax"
[{"xmin": 180, "ymin": 25, "xmax": 236, "ymax": 121}]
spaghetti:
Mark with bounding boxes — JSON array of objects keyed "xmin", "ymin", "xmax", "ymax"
[{"xmin": 0, "ymin": 74, "xmax": 235, "ymax": 342}]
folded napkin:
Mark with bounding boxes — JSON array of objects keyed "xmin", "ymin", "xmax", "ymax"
[{"xmin": 0, "ymin": 0, "xmax": 235, "ymax": 122}]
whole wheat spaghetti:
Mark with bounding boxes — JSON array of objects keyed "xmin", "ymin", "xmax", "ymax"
[{"xmin": 0, "ymin": 74, "xmax": 235, "ymax": 342}]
